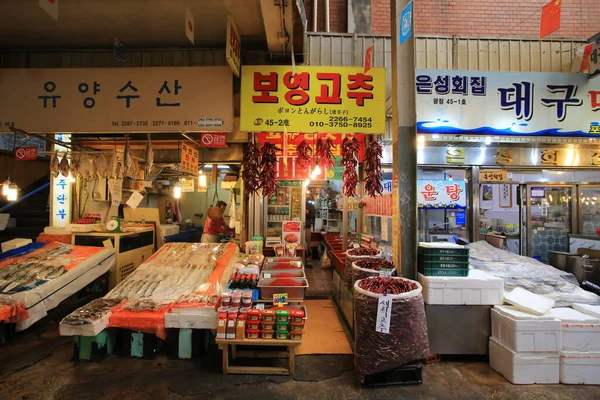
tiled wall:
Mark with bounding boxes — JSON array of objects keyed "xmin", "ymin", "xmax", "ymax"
[{"xmin": 532, "ymin": 230, "xmax": 569, "ymax": 265}]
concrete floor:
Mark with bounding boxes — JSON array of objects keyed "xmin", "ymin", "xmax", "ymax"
[{"xmin": 1, "ymin": 320, "xmax": 600, "ymax": 400}]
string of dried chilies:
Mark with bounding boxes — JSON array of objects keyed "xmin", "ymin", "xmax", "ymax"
[
  {"xmin": 363, "ymin": 138, "xmax": 384, "ymax": 197},
  {"xmin": 316, "ymin": 137, "xmax": 335, "ymax": 169},
  {"xmin": 296, "ymin": 139, "xmax": 313, "ymax": 169},
  {"xmin": 259, "ymin": 142, "xmax": 280, "ymax": 198},
  {"xmin": 242, "ymin": 141, "xmax": 261, "ymax": 196},
  {"xmin": 341, "ymin": 137, "xmax": 360, "ymax": 197}
]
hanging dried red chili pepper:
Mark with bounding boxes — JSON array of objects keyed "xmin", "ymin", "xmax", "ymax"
[
  {"xmin": 260, "ymin": 142, "xmax": 280, "ymax": 198},
  {"xmin": 316, "ymin": 138, "xmax": 335, "ymax": 169},
  {"xmin": 363, "ymin": 138, "xmax": 383, "ymax": 197},
  {"xmin": 296, "ymin": 139, "xmax": 313, "ymax": 169},
  {"xmin": 341, "ymin": 137, "xmax": 360, "ymax": 197},
  {"xmin": 242, "ymin": 141, "xmax": 261, "ymax": 196}
]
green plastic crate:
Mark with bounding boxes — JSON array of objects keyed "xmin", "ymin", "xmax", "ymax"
[
  {"xmin": 418, "ymin": 246, "xmax": 469, "ymax": 256},
  {"xmin": 418, "ymin": 253, "xmax": 470, "ymax": 263},
  {"xmin": 418, "ymin": 266, "xmax": 469, "ymax": 277},
  {"xmin": 418, "ymin": 259, "xmax": 470, "ymax": 270}
]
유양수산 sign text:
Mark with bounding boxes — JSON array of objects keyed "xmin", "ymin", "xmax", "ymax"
[
  {"xmin": 241, "ymin": 66, "xmax": 386, "ymax": 134},
  {"xmin": 0, "ymin": 67, "xmax": 233, "ymax": 133},
  {"xmin": 417, "ymin": 180, "xmax": 466, "ymax": 209}
]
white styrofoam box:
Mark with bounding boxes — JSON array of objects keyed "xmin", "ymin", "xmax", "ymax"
[
  {"xmin": 489, "ymin": 337, "xmax": 559, "ymax": 384},
  {"xmin": 1, "ymin": 238, "xmax": 32, "ymax": 252},
  {"xmin": 504, "ymin": 287, "xmax": 555, "ymax": 315},
  {"xmin": 418, "ymin": 269, "xmax": 504, "ymax": 305},
  {"xmin": 491, "ymin": 306, "xmax": 561, "ymax": 352},
  {"xmin": 549, "ymin": 308, "xmax": 600, "ymax": 351},
  {"xmin": 573, "ymin": 303, "xmax": 600, "ymax": 319},
  {"xmin": 164, "ymin": 306, "xmax": 217, "ymax": 330},
  {"xmin": 59, "ymin": 314, "xmax": 110, "ymax": 337},
  {"xmin": 0, "ymin": 213, "xmax": 9, "ymax": 230},
  {"xmin": 560, "ymin": 351, "xmax": 600, "ymax": 385},
  {"xmin": 159, "ymin": 224, "xmax": 180, "ymax": 237}
]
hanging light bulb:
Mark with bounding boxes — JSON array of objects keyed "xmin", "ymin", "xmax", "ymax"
[
  {"xmin": 311, "ymin": 163, "xmax": 322, "ymax": 180},
  {"xmin": 173, "ymin": 183, "xmax": 182, "ymax": 199},
  {"xmin": 2, "ymin": 179, "xmax": 10, "ymax": 196},
  {"xmin": 199, "ymin": 174, "xmax": 207, "ymax": 188},
  {"xmin": 7, "ymin": 183, "xmax": 18, "ymax": 201}
]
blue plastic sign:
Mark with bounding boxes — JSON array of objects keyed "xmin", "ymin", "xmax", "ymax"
[
  {"xmin": 455, "ymin": 212, "xmax": 466, "ymax": 225},
  {"xmin": 399, "ymin": 1, "xmax": 413, "ymax": 45}
]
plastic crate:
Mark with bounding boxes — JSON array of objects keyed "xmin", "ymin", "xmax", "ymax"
[
  {"xmin": 418, "ymin": 246, "xmax": 469, "ymax": 256},
  {"xmin": 418, "ymin": 266, "xmax": 469, "ymax": 277},
  {"xmin": 418, "ymin": 259, "xmax": 469, "ymax": 270},
  {"xmin": 362, "ymin": 362, "xmax": 424, "ymax": 387}
]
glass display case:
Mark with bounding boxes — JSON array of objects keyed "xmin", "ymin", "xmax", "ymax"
[{"xmin": 264, "ymin": 180, "xmax": 305, "ymax": 243}]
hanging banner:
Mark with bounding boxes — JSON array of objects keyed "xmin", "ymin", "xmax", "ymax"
[
  {"xmin": 200, "ymin": 132, "xmax": 227, "ymax": 148},
  {"xmin": 590, "ymin": 32, "xmax": 600, "ymax": 79},
  {"xmin": 417, "ymin": 180, "xmax": 466, "ymax": 209},
  {"xmin": 226, "ymin": 15, "xmax": 241, "ymax": 78},
  {"xmin": 180, "ymin": 142, "xmax": 199, "ymax": 176},
  {"xmin": 241, "ymin": 65, "xmax": 386, "ymax": 134},
  {"xmin": 415, "ymin": 69, "xmax": 600, "ymax": 137},
  {"xmin": 51, "ymin": 134, "xmax": 71, "ymax": 227},
  {"xmin": 256, "ymin": 132, "xmax": 365, "ymax": 180},
  {"xmin": 0, "ymin": 67, "xmax": 233, "ymax": 133}
]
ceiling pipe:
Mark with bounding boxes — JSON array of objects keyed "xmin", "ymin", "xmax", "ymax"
[
  {"xmin": 325, "ymin": 0, "xmax": 330, "ymax": 32},
  {"xmin": 313, "ymin": 0, "xmax": 318, "ymax": 32}
]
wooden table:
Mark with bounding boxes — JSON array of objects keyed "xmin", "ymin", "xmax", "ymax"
[{"xmin": 216, "ymin": 338, "xmax": 302, "ymax": 375}]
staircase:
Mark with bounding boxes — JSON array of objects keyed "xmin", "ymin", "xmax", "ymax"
[{"xmin": 0, "ymin": 176, "xmax": 50, "ymax": 244}]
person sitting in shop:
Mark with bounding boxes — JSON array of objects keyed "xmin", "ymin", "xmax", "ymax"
[{"xmin": 201, "ymin": 201, "xmax": 235, "ymax": 243}]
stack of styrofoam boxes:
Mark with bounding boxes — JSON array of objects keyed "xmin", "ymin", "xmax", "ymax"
[
  {"xmin": 489, "ymin": 305, "xmax": 562, "ymax": 384},
  {"xmin": 550, "ymin": 305, "xmax": 600, "ymax": 385},
  {"xmin": 418, "ymin": 269, "xmax": 504, "ymax": 306}
]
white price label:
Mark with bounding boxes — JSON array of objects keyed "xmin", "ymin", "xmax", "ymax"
[
  {"xmin": 376, "ymin": 295, "xmax": 392, "ymax": 334},
  {"xmin": 379, "ymin": 269, "xmax": 393, "ymax": 277},
  {"xmin": 256, "ymin": 303, "xmax": 265, "ymax": 310}
]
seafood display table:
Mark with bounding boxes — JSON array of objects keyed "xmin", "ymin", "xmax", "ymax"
[
  {"xmin": 216, "ymin": 338, "xmax": 302, "ymax": 375},
  {"xmin": 0, "ymin": 242, "xmax": 115, "ymax": 331}
]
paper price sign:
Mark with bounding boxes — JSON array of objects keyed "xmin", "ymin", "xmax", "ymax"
[
  {"xmin": 273, "ymin": 293, "xmax": 288, "ymax": 306},
  {"xmin": 376, "ymin": 295, "xmax": 392, "ymax": 334}
]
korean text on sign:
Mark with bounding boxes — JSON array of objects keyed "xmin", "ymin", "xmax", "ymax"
[{"xmin": 241, "ymin": 66, "xmax": 386, "ymax": 134}]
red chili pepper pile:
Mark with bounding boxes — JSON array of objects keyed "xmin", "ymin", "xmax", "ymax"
[
  {"xmin": 355, "ymin": 259, "xmax": 395, "ymax": 271},
  {"xmin": 348, "ymin": 247, "xmax": 380, "ymax": 256},
  {"xmin": 358, "ymin": 277, "xmax": 418, "ymax": 295},
  {"xmin": 260, "ymin": 142, "xmax": 279, "ymax": 198},
  {"xmin": 316, "ymin": 138, "xmax": 335, "ymax": 169},
  {"xmin": 364, "ymin": 138, "xmax": 383, "ymax": 197},
  {"xmin": 269, "ymin": 278, "xmax": 303, "ymax": 287},
  {"xmin": 296, "ymin": 140, "xmax": 313, "ymax": 169},
  {"xmin": 341, "ymin": 137, "xmax": 360, "ymax": 197},
  {"xmin": 242, "ymin": 141, "xmax": 261, "ymax": 196}
]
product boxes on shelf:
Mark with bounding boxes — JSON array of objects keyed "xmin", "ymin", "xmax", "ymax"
[
  {"xmin": 549, "ymin": 308, "xmax": 600, "ymax": 351},
  {"xmin": 489, "ymin": 337, "xmax": 559, "ymax": 384},
  {"xmin": 418, "ymin": 269, "xmax": 503, "ymax": 305},
  {"xmin": 560, "ymin": 351, "xmax": 600, "ymax": 385},
  {"xmin": 491, "ymin": 306, "xmax": 562, "ymax": 352}
]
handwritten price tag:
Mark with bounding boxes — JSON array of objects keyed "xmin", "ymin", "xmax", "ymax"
[{"xmin": 376, "ymin": 295, "xmax": 392, "ymax": 334}]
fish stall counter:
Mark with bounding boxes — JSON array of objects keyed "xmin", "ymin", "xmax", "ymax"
[
  {"xmin": 0, "ymin": 242, "xmax": 115, "ymax": 331},
  {"xmin": 71, "ymin": 226, "xmax": 155, "ymax": 289},
  {"xmin": 60, "ymin": 242, "xmax": 239, "ymax": 339}
]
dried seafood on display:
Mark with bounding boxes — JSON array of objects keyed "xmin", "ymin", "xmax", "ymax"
[
  {"xmin": 96, "ymin": 154, "xmax": 108, "ymax": 178},
  {"xmin": 316, "ymin": 137, "xmax": 335, "ymax": 169},
  {"xmin": 145, "ymin": 134, "xmax": 154, "ymax": 178},
  {"xmin": 363, "ymin": 138, "xmax": 383, "ymax": 197},
  {"xmin": 259, "ymin": 142, "xmax": 279, "ymax": 198},
  {"xmin": 70, "ymin": 154, "xmax": 80, "ymax": 177},
  {"xmin": 58, "ymin": 153, "xmax": 70, "ymax": 177},
  {"xmin": 78, "ymin": 156, "xmax": 90, "ymax": 179},
  {"xmin": 124, "ymin": 134, "xmax": 132, "ymax": 174},
  {"xmin": 296, "ymin": 139, "xmax": 313, "ymax": 169},
  {"xmin": 341, "ymin": 137, "xmax": 360, "ymax": 197},
  {"xmin": 50, "ymin": 151, "xmax": 60, "ymax": 178},
  {"xmin": 242, "ymin": 141, "xmax": 261, "ymax": 196},
  {"xmin": 61, "ymin": 298, "xmax": 122, "ymax": 325}
]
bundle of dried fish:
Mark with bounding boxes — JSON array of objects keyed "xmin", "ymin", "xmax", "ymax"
[
  {"xmin": 0, "ymin": 296, "xmax": 18, "ymax": 308},
  {"xmin": 59, "ymin": 153, "xmax": 70, "ymax": 177},
  {"xmin": 145, "ymin": 134, "xmax": 154, "ymax": 178},
  {"xmin": 124, "ymin": 135, "xmax": 132, "ymax": 174},
  {"xmin": 123, "ymin": 298, "xmax": 161, "ymax": 312},
  {"xmin": 62, "ymin": 298, "xmax": 122, "ymax": 325},
  {"xmin": 96, "ymin": 154, "xmax": 108, "ymax": 178},
  {"xmin": 51, "ymin": 151, "xmax": 60, "ymax": 178}
]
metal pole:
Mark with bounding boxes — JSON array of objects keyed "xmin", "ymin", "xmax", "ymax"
[
  {"xmin": 325, "ymin": 0, "xmax": 330, "ymax": 32},
  {"xmin": 391, "ymin": 0, "xmax": 417, "ymax": 278},
  {"xmin": 313, "ymin": 0, "xmax": 318, "ymax": 32}
]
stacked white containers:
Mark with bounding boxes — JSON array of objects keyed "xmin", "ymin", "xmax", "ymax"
[
  {"xmin": 489, "ymin": 306, "xmax": 561, "ymax": 384},
  {"xmin": 550, "ymin": 307, "xmax": 600, "ymax": 385}
]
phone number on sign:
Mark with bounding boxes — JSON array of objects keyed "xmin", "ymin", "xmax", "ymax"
[
  {"xmin": 310, "ymin": 116, "xmax": 373, "ymax": 129},
  {"xmin": 111, "ymin": 120, "xmax": 197, "ymax": 127}
]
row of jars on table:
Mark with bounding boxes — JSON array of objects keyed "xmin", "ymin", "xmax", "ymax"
[{"xmin": 217, "ymin": 307, "xmax": 306, "ymax": 341}]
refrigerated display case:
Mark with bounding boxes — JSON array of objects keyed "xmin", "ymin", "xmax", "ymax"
[{"xmin": 263, "ymin": 180, "xmax": 306, "ymax": 244}]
